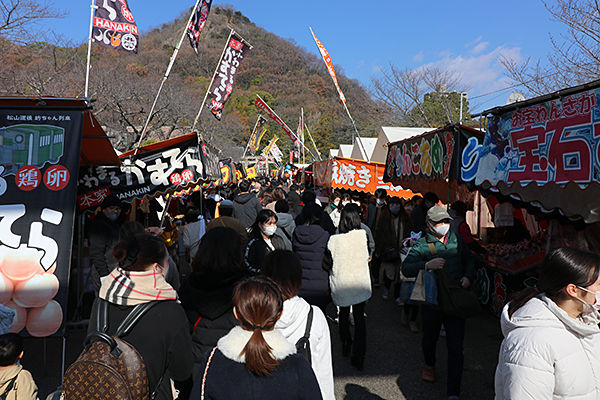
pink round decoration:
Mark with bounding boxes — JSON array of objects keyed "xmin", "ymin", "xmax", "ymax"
[
  {"xmin": 26, "ymin": 300, "xmax": 63, "ymax": 337},
  {"xmin": 0, "ymin": 273, "xmax": 13, "ymax": 305},
  {"xmin": 13, "ymin": 273, "xmax": 59, "ymax": 308},
  {"xmin": 1, "ymin": 246, "xmax": 42, "ymax": 282}
]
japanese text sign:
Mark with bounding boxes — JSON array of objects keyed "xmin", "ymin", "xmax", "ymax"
[
  {"xmin": 323, "ymin": 157, "xmax": 415, "ymax": 197},
  {"xmin": 93, "ymin": 0, "xmax": 139, "ymax": 53},
  {"xmin": 0, "ymin": 106, "xmax": 85, "ymax": 337},
  {"xmin": 208, "ymin": 32, "xmax": 250, "ymax": 120},
  {"xmin": 77, "ymin": 135, "xmax": 219, "ymax": 212},
  {"xmin": 474, "ymin": 88, "xmax": 600, "ymax": 188}
]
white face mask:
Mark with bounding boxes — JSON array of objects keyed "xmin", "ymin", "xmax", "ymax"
[
  {"xmin": 262, "ymin": 225, "xmax": 277, "ymax": 237},
  {"xmin": 429, "ymin": 222, "xmax": 450, "ymax": 237},
  {"xmin": 577, "ymin": 286, "xmax": 600, "ymax": 312},
  {"xmin": 376, "ymin": 199, "xmax": 385, "ymax": 207}
]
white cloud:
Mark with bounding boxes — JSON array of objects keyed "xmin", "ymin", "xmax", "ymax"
[
  {"xmin": 412, "ymin": 51, "xmax": 424, "ymax": 62},
  {"xmin": 357, "ymin": 60, "xmax": 365, "ymax": 69},
  {"xmin": 470, "ymin": 41, "xmax": 489, "ymax": 55},
  {"xmin": 422, "ymin": 45, "xmax": 524, "ymax": 111}
]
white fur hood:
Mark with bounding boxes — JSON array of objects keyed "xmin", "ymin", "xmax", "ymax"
[{"xmin": 218, "ymin": 326, "xmax": 296, "ymax": 363}]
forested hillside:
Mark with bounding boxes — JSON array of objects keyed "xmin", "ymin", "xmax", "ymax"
[{"xmin": 0, "ymin": 5, "xmax": 379, "ymax": 160}]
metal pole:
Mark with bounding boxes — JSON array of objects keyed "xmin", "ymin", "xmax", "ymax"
[
  {"xmin": 342, "ymin": 101, "xmax": 369, "ymax": 162},
  {"xmin": 303, "ymin": 124, "xmax": 322, "ymax": 161},
  {"xmin": 134, "ymin": 0, "xmax": 202, "ymax": 155},
  {"xmin": 192, "ymin": 29, "xmax": 234, "ymax": 131},
  {"xmin": 242, "ymin": 115, "xmax": 261, "ymax": 158},
  {"xmin": 84, "ymin": 0, "xmax": 97, "ymax": 98},
  {"xmin": 459, "ymin": 92, "xmax": 464, "ymax": 123}
]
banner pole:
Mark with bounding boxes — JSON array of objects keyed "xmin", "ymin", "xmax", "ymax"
[
  {"xmin": 191, "ymin": 29, "xmax": 234, "ymax": 132},
  {"xmin": 255, "ymin": 95, "xmax": 318, "ymax": 161},
  {"xmin": 303, "ymin": 124, "xmax": 322, "ymax": 161},
  {"xmin": 342, "ymin": 101, "xmax": 370, "ymax": 162},
  {"xmin": 242, "ymin": 115, "xmax": 261, "ymax": 158},
  {"xmin": 301, "ymin": 108, "xmax": 305, "ymax": 165},
  {"xmin": 134, "ymin": 0, "xmax": 202, "ymax": 156},
  {"xmin": 84, "ymin": 0, "xmax": 97, "ymax": 99}
]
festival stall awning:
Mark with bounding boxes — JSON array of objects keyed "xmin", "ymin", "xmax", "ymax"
[
  {"xmin": 471, "ymin": 80, "xmax": 600, "ymax": 224},
  {"xmin": 383, "ymin": 124, "xmax": 484, "ymax": 203},
  {"xmin": 313, "ymin": 156, "xmax": 416, "ymax": 199},
  {"xmin": 76, "ymin": 132, "xmax": 220, "ymax": 213},
  {"xmin": 0, "ymin": 97, "xmax": 121, "ymax": 167}
]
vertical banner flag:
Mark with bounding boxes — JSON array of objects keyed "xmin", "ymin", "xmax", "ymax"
[
  {"xmin": 310, "ymin": 28, "xmax": 346, "ymax": 103},
  {"xmin": 248, "ymin": 115, "xmax": 267, "ymax": 155},
  {"xmin": 93, "ymin": 0, "xmax": 139, "ymax": 53},
  {"xmin": 208, "ymin": 32, "xmax": 251, "ymax": 120},
  {"xmin": 270, "ymin": 143, "xmax": 284, "ymax": 162},
  {"xmin": 187, "ymin": 0, "xmax": 212, "ymax": 55},
  {"xmin": 293, "ymin": 115, "xmax": 303, "ymax": 158},
  {"xmin": 0, "ymin": 106, "xmax": 85, "ymax": 337},
  {"xmin": 262, "ymin": 136, "xmax": 279, "ymax": 157},
  {"xmin": 254, "ymin": 96, "xmax": 299, "ymax": 142}
]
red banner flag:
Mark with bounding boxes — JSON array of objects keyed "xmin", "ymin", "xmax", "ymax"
[{"xmin": 254, "ymin": 96, "xmax": 299, "ymax": 142}]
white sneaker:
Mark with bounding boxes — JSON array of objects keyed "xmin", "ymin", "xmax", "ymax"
[
  {"xmin": 382, "ymin": 289, "xmax": 389, "ymax": 300},
  {"xmin": 395, "ymin": 297, "xmax": 404, "ymax": 306}
]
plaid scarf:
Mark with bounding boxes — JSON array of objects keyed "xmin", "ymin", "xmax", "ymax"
[{"xmin": 99, "ymin": 267, "xmax": 178, "ymax": 306}]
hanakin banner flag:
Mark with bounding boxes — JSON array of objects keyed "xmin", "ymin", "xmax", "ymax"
[
  {"xmin": 262, "ymin": 136, "xmax": 279, "ymax": 157},
  {"xmin": 187, "ymin": 0, "xmax": 212, "ymax": 55},
  {"xmin": 254, "ymin": 96, "xmax": 299, "ymax": 142},
  {"xmin": 248, "ymin": 115, "xmax": 267, "ymax": 155},
  {"xmin": 93, "ymin": 0, "xmax": 139, "ymax": 53},
  {"xmin": 208, "ymin": 31, "xmax": 251, "ymax": 120},
  {"xmin": 310, "ymin": 28, "xmax": 346, "ymax": 103}
]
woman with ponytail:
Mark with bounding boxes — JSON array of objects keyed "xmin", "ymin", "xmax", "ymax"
[
  {"xmin": 190, "ymin": 276, "xmax": 322, "ymax": 400},
  {"xmin": 495, "ymin": 246, "xmax": 600, "ymax": 399},
  {"xmin": 87, "ymin": 234, "xmax": 194, "ymax": 400}
]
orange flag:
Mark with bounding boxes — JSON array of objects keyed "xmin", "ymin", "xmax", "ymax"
[{"xmin": 310, "ymin": 27, "xmax": 346, "ymax": 103}]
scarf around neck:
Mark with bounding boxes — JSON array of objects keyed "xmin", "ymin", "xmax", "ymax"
[{"xmin": 99, "ymin": 266, "xmax": 178, "ymax": 306}]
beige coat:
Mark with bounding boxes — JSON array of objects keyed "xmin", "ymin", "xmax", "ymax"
[{"xmin": 0, "ymin": 365, "xmax": 38, "ymax": 400}]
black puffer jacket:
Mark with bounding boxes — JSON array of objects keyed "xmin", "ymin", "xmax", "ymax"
[
  {"xmin": 292, "ymin": 225, "xmax": 331, "ymax": 309},
  {"xmin": 177, "ymin": 271, "xmax": 247, "ymax": 375},
  {"xmin": 243, "ymin": 235, "xmax": 286, "ymax": 275}
]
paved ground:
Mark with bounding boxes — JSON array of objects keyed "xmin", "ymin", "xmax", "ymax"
[{"xmin": 23, "ymin": 283, "xmax": 503, "ymax": 400}]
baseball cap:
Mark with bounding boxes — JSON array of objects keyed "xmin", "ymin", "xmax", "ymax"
[
  {"xmin": 220, "ymin": 199, "xmax": 234, "ymax": 208},
  {"xmin": 426, "ymin": 205, "xmax": 453, "ymax": 222}
]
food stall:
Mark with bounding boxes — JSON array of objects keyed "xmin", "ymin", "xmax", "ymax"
[
  {"xmin": 468, "ymin": 79, "xmax": 600, "ymax": 315},
  {"xmin": 312, "ymin": 156, "xmax": 416, "ymax": 200}
]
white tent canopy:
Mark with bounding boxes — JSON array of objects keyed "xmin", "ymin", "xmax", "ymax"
[
  {"xmin": 338, "ymin": 144, "xmax": 353, "ymax": 158},
  {"xmin": 350, "ymin": 137, "xmax": 377, "ymax": 161},
  {"xmin": 370, "ymin": 126, "xmax": 431, "ymax": 163},
  {"xmin": 329, "ymin": 149, "xmax": 339, "ymax": 158}
]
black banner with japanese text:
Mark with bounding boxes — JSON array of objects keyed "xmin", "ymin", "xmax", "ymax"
[
  {"xmin": 187, "ymin": 0, "xmax": 212, "ymax": 55},
  {"xmin": 93, "ymin": 0, "xmax": 139, "ymax": 53},
  {"xmin": 208, "ymin": 32, "xmax": 251, "ymax": 120},
  {"xmin": 77, "ymin": 135, "xmax": 220, "ymax": 212},
  {"xmin": 0, "ymin": 108, "xmax": 84, "ymax": 337}
]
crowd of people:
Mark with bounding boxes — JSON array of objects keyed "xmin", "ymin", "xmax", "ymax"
[{"xmin": 69, "ymin": 176, "xmax": 600, "ymax": 400}]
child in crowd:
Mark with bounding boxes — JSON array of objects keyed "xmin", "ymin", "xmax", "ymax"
[{"xmin": 0, "ymin": 333, "xmax": 38, "ymax": 400}]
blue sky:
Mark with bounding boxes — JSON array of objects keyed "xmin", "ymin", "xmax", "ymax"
[{"xmin": 43, "ymin": 0, "xmax": 565, "ymax": 114}]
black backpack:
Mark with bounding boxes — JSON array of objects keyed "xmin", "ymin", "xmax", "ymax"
[{"xmin": 295, "ymin": 307, "xmax": 314, "ymax": 364}]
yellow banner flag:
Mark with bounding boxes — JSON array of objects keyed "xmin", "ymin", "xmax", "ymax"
[
  {"xmin": 262, "ymin": 135, "xmax": 279, "ymax": 157},
  {"xmin": 248, "ymin": 115, "xmax": 267, "ymax": 155}
]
